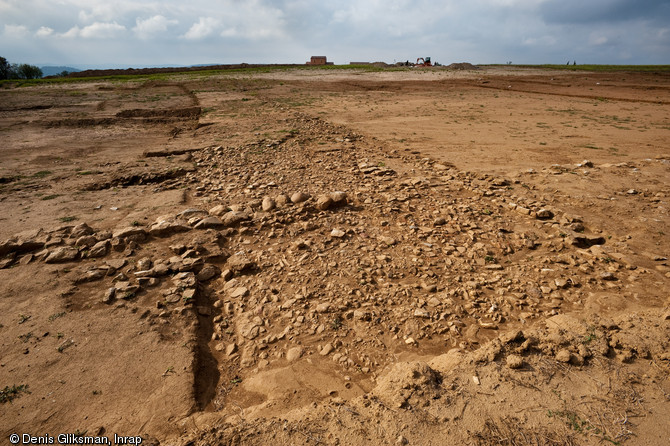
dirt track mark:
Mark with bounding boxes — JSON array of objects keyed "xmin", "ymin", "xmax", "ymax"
[
  {"xmin": 476, "ymin": 83, "xmax": 670, "ymax": 104},
  {"xmin": 82, "ymin": 167, "xmax": 193, "ymax": 191},
  {"xmin": 116, "ymin": 106, "xmax": 201, "ymax": 119}
]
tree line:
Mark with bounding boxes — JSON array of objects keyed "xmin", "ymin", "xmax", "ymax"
[{"xmin": 0, "ymin": 57, "xmax": 43, "ymax": 80}]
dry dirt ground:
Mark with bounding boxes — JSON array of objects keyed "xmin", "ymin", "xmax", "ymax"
[{"xmin": 0, "ymin": 66, "xmax": 669, "ymax": 445}]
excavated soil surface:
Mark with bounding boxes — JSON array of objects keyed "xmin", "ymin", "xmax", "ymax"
[{"xmin": 0, "ymin": 66, "xmax": 669, "ymax": 445}]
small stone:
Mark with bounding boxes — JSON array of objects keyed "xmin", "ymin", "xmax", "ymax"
[
  {"xmin": 291, "ymin": 192, "xmax": 310, "ymax": 204},
  {"xmin": 320, "ymin": 343, "xmax": 334, "ymax": 356},
  {"xmin": 209, "ymin": 204, "xmax": 228, "ymax": 216},
  {"xmin": 137, "ymin": 257, "xmax": 152, "ymax": 270},
  {"xmin": 556, "ymin": 349, "xmax": 572, "ymax": 363},
  {"xmin": 149, "ymin": 263, "xmax": 170, "ymax": 277},
  {"xmin": 196, "ymin": 264, "xmax": 220, "ymax": 282},
  {"xmin": 106, "ymin": 258, "xmax": 127, "ymax": 271},
  {"xmin": 405, "ymin": 337, "xmax": 416, "ymax": 345},
  {"xmin": 433, "ymin": 217, "xmax": 447, "ymax": 226},
  {"xmin": 554, "ymin": 278, "xmax": 569, "ymax": 289},
  {"xmin": 316, "ymin": 303, "xmax": 331, "ymax": 313},
  {"xmin": 329, "ymin": 191, "xmax": 347, "ymax": 205},
  {"xmin": 226, "ymin": 343, "xmax": 238, "ymax": 356},
  {"xmin": 315, "ymin": 195, "xmax": 334, "ymax": 211},
  {"xmin": 506, "ymin": 354, "xmax": 524, "ymax": 369},
  {"xmin": 378, "ymin": 236, "xmax": 397, "ymax": 246},
  {"xmin": 275, "ymin": 194, "xmax": 290, "ymax": 206},
  {"xmin": 262, "ymin": 197, "xmax": 276, "ymax": 211},
  {"xmin": 102, "ymin": 287, "xmax": 116, "ymax": 304},
  {"xmin": 422, "ymin": 283, "xmax": 437, "ymax": 292},
  {"xmin": 182, "ymin": 288, "xmax": 197, "ymax": 301},
  {"xmin": 230, "ymin": 287, "xmax": 249, "ymax": 298},
  {"xmin": 169, "ymin": 244, "xmax": 186, "ymax": 255},
  {"xmin": 536, "ymin": 209, "xmax": 554, "ymax": 219},
  {"xmin": 600, "ymin": 272, "xmax": 617, "ymax": 281},
  {"xmin": 414, "ymin": 308, "xmax": 430, "ymax": 318},
  {"xmin": 227, "ymin": 254, "xmax": 255, "ymax": 273},
  {"xmin": 88, "ymin": 240, "xmax": 109, "ymax": 257},
  {"xmin": 330, "ymin": 229, "xmax": 346, "ymax": 238},
  {"xmin": 73, "ymin": 269, "xmax": 106, "ymax": 284},
  {"xmin": 286, "ymin": 346, "xmax": 304, "ymax": 362}
]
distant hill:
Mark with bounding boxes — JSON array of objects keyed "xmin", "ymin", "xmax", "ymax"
[{"xmin": 40, "ymin": 66, "xmax": 81, "ymax": 77}]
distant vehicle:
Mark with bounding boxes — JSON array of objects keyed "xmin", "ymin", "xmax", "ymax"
[{"xmin": 415, "ymin": 57, "xmax": 432, "ymax": 67}]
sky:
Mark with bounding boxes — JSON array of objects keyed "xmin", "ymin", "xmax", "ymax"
[{"xmin": 1, "ymin": 0, "xmax": 669, "ymax": 68}]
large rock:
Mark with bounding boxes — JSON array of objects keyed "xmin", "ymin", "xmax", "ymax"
[
  {"xmin": 221, "ymin": 211, "xmax": 251, "ymax": 227},
  {"xmin": 112, "ymin": 227, "xmax": 147, "ymax": 240},
  {"xmin": 148, "ymin": 216, "xmax": 191, "ymax": 237},
  {"xmin": 75, "ymin": 235, "xmax": 97, "ymax": 248},
  {"xmin": 209, "ymin": 205, "xmax": 229, "ymax": 217},
  {"xmin": 88, "ymin": 240, "xmax": 110, "ymax": 258},
  {"xmin": 45, "ymin": 247, "xmax": 79, "ymax": 263},
  {"xmin": 177, "ymin": 208, "xmax": 208, "ymax": 219},
  {"xmin": 71, "ymin": 223, "xmax": 94, "ymax": 238},
  {"xmin": 193, "ymin": 216, "xmax": 224, "ymax": 229}
]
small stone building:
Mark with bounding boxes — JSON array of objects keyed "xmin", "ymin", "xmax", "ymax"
[{"xmin": 306, "ymin": 56, "xmax": 333, "ymax": 65}]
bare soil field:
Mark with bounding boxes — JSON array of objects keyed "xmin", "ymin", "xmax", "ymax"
[{"xmin": 1, "ymin": 66, "xmax": 669, "ymax": 445}]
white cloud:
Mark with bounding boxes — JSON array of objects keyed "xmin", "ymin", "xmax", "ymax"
[
  {"xmin": 133, "ymin": 15, "xmax": 178, "ymax": 39},
  {"xmin": 183, "ymin": 17, "xmax": 219, "ymax": 40},
  {"xmin": 35, "ymin": 26, "xmax": 53, "ymax": 37},
  {"xmin": 80, "ymin": 21, "xmax": 125, "ymax": 38},
  {"xmin": 4, "ymin": 23, "xmax": 29, "ymax": 37},
  {"xmin": 61, "ymin": 21, "xmax": 126, "ymax": 39},
  {"xmin": 217, "ymin": 1, "xmax": 286, "ymax": 40}
]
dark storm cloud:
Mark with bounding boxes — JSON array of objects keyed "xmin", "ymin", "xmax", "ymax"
[{"xmin": 540, "ymin": 0, "xmax": 670, "ymax": 24}]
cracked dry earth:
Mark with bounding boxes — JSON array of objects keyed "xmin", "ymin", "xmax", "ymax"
[{"xmin": 1, "ymin": 67, "xmax": 669, "ymax": 445}]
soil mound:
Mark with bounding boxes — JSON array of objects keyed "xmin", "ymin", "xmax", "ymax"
[{"xmin": 448, "ymin": 62, "xmax": 480, "ymax": 70}]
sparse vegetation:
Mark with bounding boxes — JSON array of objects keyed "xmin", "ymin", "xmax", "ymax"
[{"xmin": 0, "ymin": 384, "xmax": 30, "ymax": 403}]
